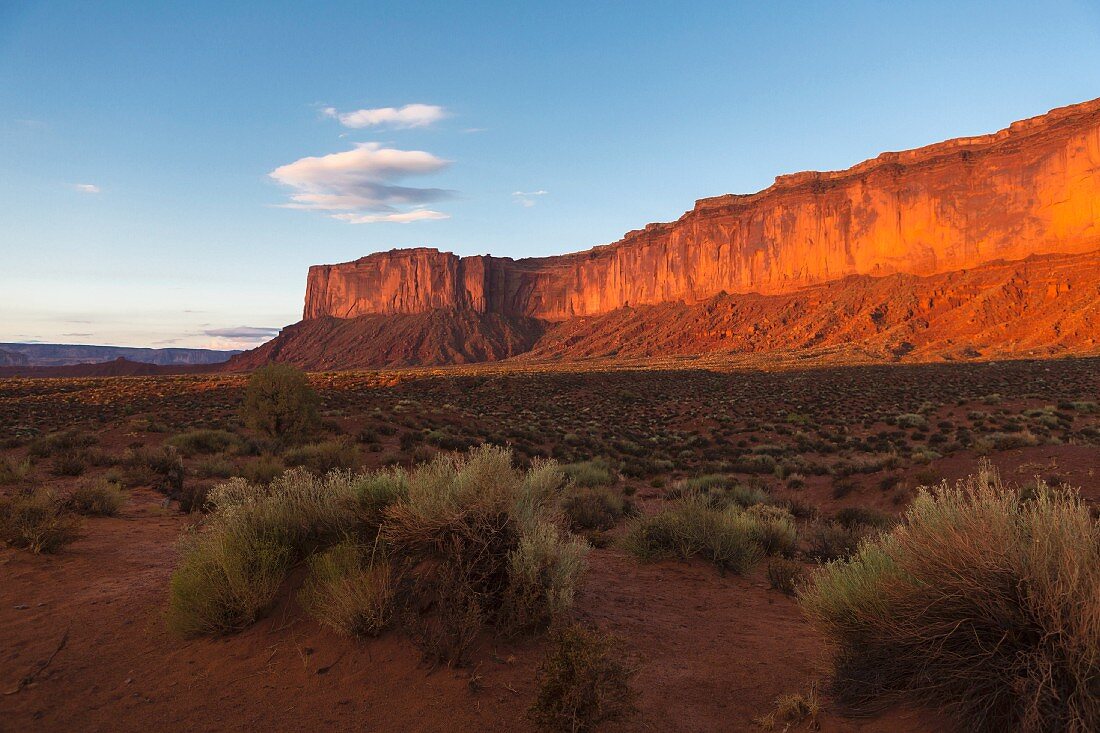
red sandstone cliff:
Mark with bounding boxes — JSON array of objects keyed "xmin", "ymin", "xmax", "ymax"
[
  {"xmin": 232, "ymin": 98, "xmax": 1100, "ymax": 370},
  {"xmin": 304, "ymin": 98, "xmax": 1100, "ymax": 322}
]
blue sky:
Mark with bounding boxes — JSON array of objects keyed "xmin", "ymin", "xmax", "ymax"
[{"xmin": 2, "ymin": 1, "xmax": 1099, "ymax": 349}]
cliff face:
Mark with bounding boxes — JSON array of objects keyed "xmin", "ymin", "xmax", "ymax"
[{"xmin": 304, "ymin": 98, "xmax": 1100, "ymax": 322}]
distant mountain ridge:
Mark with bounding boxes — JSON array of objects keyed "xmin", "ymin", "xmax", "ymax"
[{"xmin": 0, "ymin": 343, "xmax": 241, "ymax": 367}]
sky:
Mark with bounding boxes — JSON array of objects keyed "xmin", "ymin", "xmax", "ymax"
[{"xmin": 1, "ymin": 1, "xmax": 1099, "ymax": 350}]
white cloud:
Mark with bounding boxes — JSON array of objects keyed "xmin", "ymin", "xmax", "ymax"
[
  {"xmin": 203, "ymin": 326, "xmax": 281, "ymax": 340},
  {"xmin": 322, "ymin": 103, "xmax": 448, "ymax": 129},
  {"xmin": 332, "ymin": 209, "xmax": 450, "ymax": 224},
  {"xmin": 512, "ymin": 189, "xmax": 548, "ymax": 207},
  {"xmin": 270, "ymin": 142, "xmax": 452, "ymax": 224},
  {"xmin": 72, "ymin": 183, "xmax": 101, "ymax": 194}
]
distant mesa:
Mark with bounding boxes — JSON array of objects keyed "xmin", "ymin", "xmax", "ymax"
[
  {"xmin": 236, "ymin": 97, "xmax": 1100, "ymax": 369},
  {"xmin": 0, "ymin": 343, "xmax": 242, "ymax": 368}
]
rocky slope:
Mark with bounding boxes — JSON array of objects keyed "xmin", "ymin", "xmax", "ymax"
[
  {"xmin": 226, "ymin": 310, "xmax": 545, "ymax": 371},
  {"xmin": 522, "ymin": 250, "xmax": 1100, "ymax": 363},
  {"xmin": 243, "ymin": 98, "xmax": 1100, "ymax": 369}
]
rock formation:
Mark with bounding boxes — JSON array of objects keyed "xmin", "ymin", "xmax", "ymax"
[
  {"xmin": 239, "ymin": 98, "xmax": 1100, "ymax": 369},
  {"xmin": 305, "ymin": 98, "xmax": 1100, "ymax": 322}
]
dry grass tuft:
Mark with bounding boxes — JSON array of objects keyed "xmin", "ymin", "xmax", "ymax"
[{"xmin": 529, "ymin": 624, "xmax": 638, "ymax": 732}]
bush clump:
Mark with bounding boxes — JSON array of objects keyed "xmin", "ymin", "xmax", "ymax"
[
  {"xmin": 240, "ymin": 363, "xmax": 320, "ymax": 442},
  {"xmin": 562, "ymin": 458, "xmax": 616, "ymax": 488},
  {"xmin": 66, "ymin": 479, "xmax": 125, "ymax": 516},
  {"xmin": 529, "ymin": 625, "xmax": 638, "ymax": 733},
  {"xmin": 0, "ymin": 491, "xmax": 82, "ymax": 553},
  {"xmin": 166, "ymin": 468, "xmax": 361, "ymax": 636},
  {"xmin": 561, "ymin": 487, "xmax": 627, "ymax": 531},
  {"xmin": 166, "ymin": 446, "xmax": 588, "ymax": 665},
  {"xmin": 382, "ymin": 447, "xmax": 587, "ymax": 661},
  {"xmin": 621, "ymin": 496, "xmax": 764, "ymax": 574},
  {"xmin": 298, "ymin": 541, "xmax": 394, "ymax": 637},
  {"xmin": 169, "ymin": 429, "xmax": 238, "ymax": 457},
  {"xmin": 282, "ymin": 439, "xmax": 359, "ymax": 475},
  {"xmin": 800, "ymin": 462, "xmax": 1100, "ymax": 732}
]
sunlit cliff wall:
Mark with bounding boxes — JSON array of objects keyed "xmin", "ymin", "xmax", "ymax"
[{"xmin": 304, "ymin": 99, "xmax": 1100, "ymax": 322}]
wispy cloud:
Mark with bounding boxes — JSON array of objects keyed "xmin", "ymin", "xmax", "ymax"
[
  {"xmin": 72, "ymin": 183, "xmax": 101, "ymax": 194},
  {"xmin": 322, "ymin": 103, "xmax": 448, "ymax": 129},
  {"xmin": 203, "ymin": 326, "xmax": 281, "ymax": 341},
  {"xmin": 270, "ymin": 142, "xmax": 452, "ymax": 224},
  {"xmin": 512, "ymin": 189, "xmax": 548, "ymax": 208}
]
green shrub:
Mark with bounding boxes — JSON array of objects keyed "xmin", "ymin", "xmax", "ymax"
[
  {"xmin": 529, "ymin": 625, "xmax": 638, "ymax": 733},
  {"xmin": 805, "ymin": 519, "xmax": 867, "ymax": 562},
  {"xmin": 166, "ymin": 469, "xmax": 360, "ymax": 636},
  {"xmin": 800, "ymin": 463, "xmax": 1099, "ymax": 732},
  {"xmin": 238, "ymin": 454, "xmax": 284, "ymax": 484},
  {"xmin": 766, "ymin": 557, "xmax": 805, "ymax": 595},
  {"xmin": 169, "ymin": 429, "xmax": 238, "ymax": 457},
  {"xmin": 622, "ymin": 497, "xmax": 762, "ymax": 574},
  {"xmin": 66, "ymin": 479, "xmax": 125, "ymax": 516},
  {"xmin": 50, "ymin": 449, "xmax": 88, "ymax": 477},
  {"xmin": 282, "ymin": 439, "xmax": 358, "ymax": 475},
  {"xmin": 382, "ymin": 448, "xmax": 587, "ymax": 661},
  {"xmin": 298, "ymin": 541, "xmax": 394, "ymax": 637},
  {"xmin": 833, "ymin": 506, "xmax": 892, "ymax": 531},
  {"xmin": 168, "ymin": 446, "xmax": 587, "ymax": 659},
  {"xmin": 240, "ymin": 363, "xmax": 320, "ymax": 442},
  {"xmin": 561, "ymin": 487, "xmax": 626, "ymax": 531},
  {"xmin": 349, "ymin": 467, "xmax": 408, "ymax": 529},
  {"xmin": 562, "ymin": 458, "xmax": 615, "ymax": 488},
  {"xmin": 28, "ymin": 430, "xmax": 96, "ymax": 459},
  {"xmin": 0, "ymin": 491, "xmax": 82, "ymax": 553},
  {"xmin": 195, "ymin": 456, "xmax": 235, "ymax": 479},
  {"xmin": 745, "ymin": 504, "xmax": 798, "ymax": 556}
]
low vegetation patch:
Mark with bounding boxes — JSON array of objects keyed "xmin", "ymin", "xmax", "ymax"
[
  {"xmin": 298, "ymin": 541, "xmax": 394, "ymax": 638},
  {"xmin": 166, "ymin": 446, "xmax": 588, "ymax": 667},
  {"xmin": 561, "ymin": 487, "xmax": 628, "ymax": 531},
  {"xmin": 169, "ymin": 429, "xmax": 239, "ymax": 457},
  {"xmin": 529, "ymin": 624, "xmax": 638, "ymax": 733},
  {"xmin": 562, "ymin": 458, "xmax": 616, "ymax": 488},
  {"xmin": 66, "ymin": 479, "xmax": 125, "ymax": 516},
  {"xmin": 800, "ymin": 462, "xmax": 1100, "ymax": 732},
  {"xmin": 622, "ymin": 496, "xmax": 771, "ymax": 574},
  {"xmin": 282, "ymin": 439, "xmax": 359, "ymax": 475},
  {"xmin": 0, "ymin": 491, "xmax": 83, "ymax": 553}
]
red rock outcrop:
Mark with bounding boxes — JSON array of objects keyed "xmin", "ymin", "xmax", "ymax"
[{"xmin": 304, "ymin": 98, "xmax": 1100, "ymax": 322}]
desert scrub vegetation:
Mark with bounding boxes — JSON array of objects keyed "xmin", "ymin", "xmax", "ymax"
[
  {"xmin": 0, "ymin": 455, "xmax": 32, "ymax": 485},
  {"xmin": 65, "ymin": 479, "xmax": 125, "ymax": 516},
  {"xmin": 166, "ymin": 446, "xmax": 588, "ymax": 664},
  {"xmin": 562, "ymin": 458, "xmax": 616, "ymax": 488},
  {"xmin": 529, "ymin": 624, "xmax": 638, "ymax": 733},
  {"xmin": 240, "ymin": 362, "xmax": 320, "ymax": 442},
  {"xmin": 561, "ymin": 486, "xmax": 629, "ymax": 532},
  {"xmin": 800, "ymin": 462, "xmax": 1100, "ymax": 732},
  {"xmin": 753, "ymin": 685, "xmax": 820, "ymax": 731},
  {"xmin": 282, "ymin": 438, "xmax": 359, "ymax": 475},
  {"xmin": 168, "ymin": 429, "xmax": 239, "ymax": 457},
  {"xmin": 622, "ymin": 495, "xmax": 772, "ymax": 574},
  {"xmin": 297, "ymin": 541, "xmax": 394, "ymax": 637},
  {"xmin": 0, "ymin": 490, "xmax": 83, "ymax": 553},
  {"xmin": 166, "ymin": 468, "xmax": 363, "ymax": 636}
]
